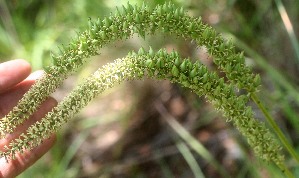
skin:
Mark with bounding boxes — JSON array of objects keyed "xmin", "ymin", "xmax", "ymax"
[{"xmin": 0, "ymin": 59, "xmax": 56, "ymax": 178}]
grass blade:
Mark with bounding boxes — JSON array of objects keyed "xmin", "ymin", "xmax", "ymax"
[
  {"xmin": 154, "ymin": 101, "xmax": 231, "ymax": 178},
  {"xmin": 175, "ymin": 138, "xmax": 205, "ymax": 178}
]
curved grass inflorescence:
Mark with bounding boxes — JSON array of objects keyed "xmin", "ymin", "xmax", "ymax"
[
  {"xmin": 0, "ymin": 2, "xmax": 294, "ymax": 176},
  {"xmin": 0, "ymin": 2, "xmax": 259, "ymax": 137},
  {"xmin": 1, "ymin": 49, "xmax": 283, "ymax": 167}
]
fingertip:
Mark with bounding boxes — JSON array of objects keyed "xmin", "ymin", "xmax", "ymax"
[
  {"xmin": 13, "ymin": 59, "xmax": 31, "ymax": 67},
  {"xmin": 8, "ymin": 59, "xmax": 31, "ymax": 75},
  {"xmin": 0, "ymin": 59, "xmax": 32, "ymax": 93},
  {"xmin": 25, "ymin": 70, "xmax": 45, "ymax": 81}
]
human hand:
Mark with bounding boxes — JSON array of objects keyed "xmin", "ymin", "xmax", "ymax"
[{"xmin": 0, "ymin": 59, "xmax": 56, "ymax": 178}]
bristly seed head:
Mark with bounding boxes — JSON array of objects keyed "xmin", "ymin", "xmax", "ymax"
[{"xmin": 0, "ymin": 2, "xmax": 279, "ymax": 168}]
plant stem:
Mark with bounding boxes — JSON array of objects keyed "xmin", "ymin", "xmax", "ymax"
[
  {"xmin": 277, "ymin": 163, "xmax": 295, "ymax": 178},
  {"xmin": 231, "ymin": 35, "xmax": 299, "ymax": 105},
  {"xmin": 251, "ymin": 93, "xmax": 299, "ymax": 164}
]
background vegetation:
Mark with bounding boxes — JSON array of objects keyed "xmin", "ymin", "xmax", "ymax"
[{"xmin": 0, "ymin": 0, "xmax": 299, "ymax": 177}]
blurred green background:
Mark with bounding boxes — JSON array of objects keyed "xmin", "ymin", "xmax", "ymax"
[{"xmin": 1, "ymin": 0, "xmax": 299, "ymax": 177}]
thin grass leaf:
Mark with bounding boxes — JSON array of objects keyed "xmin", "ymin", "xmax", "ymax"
[
  {"xmin": 154, "ymin": 101, "xmax": 231, "ymax": 178},
  {"xmin": 51, "ymin": 131, "xmax": 89, "ymax": 178},
  {"xmin": 175, "ymin": 139, "xmax": 205, "ymax": 178},
  {"xmin": 274, "ymin": 0, "xmax": 299, "ymax": 64}
]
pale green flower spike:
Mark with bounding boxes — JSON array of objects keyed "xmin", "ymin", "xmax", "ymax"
[
  {"xmin": 0, "ymin": 2, "xmax": 294, "ymax": 177},
  {"xmin": 0, "ymin": 2, "xmax": 259, "ymax": 138},
  {"xmin": 0, "ymin": 49, "xmax": 283, "ymax": 167}
]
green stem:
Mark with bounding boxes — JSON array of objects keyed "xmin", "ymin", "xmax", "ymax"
[
  {"xmin": 251, "ymin": 93, "xmax": 299, "ymax": 164},
  {"xmin": 231, "ymin": 35, "xmax": 299, "ymax": 105},
  {"xmin": 277, "ymin": 163, "xmax": 295, "ymax": 178}
]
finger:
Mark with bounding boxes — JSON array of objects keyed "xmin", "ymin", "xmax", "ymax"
[
  {"xmin": 0, "ymin": 59, "xmax": 31, "ymax": 93},
  {"xmin": 0, "ymin": 134, "xmax": 56, "ymax": 178},
  {"xmin": 0, "ymin": 81, "xmax": 57, "ymax": 177},
  {"xmin": 0, "ymin": 97, "xmax": 57, "ymax": 147},
  {"xmin": 24, "ymin": 70, "xmax": 44, "ymax": 81},
  {"xmin": 0, "ymin": 69, "xmax": 57, "ymax": 148},
  {"xmin": 0, "ymin": 71, "xmax": 45, "ymax": 117}
]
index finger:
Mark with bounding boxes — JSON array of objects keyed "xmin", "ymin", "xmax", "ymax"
[{"xmin": 0, "ymin": 59, "xmax": 31, "ymax": 93}]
